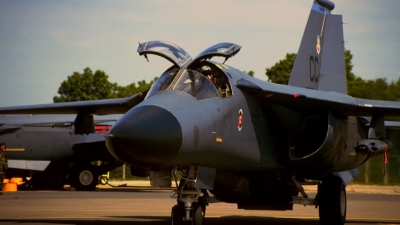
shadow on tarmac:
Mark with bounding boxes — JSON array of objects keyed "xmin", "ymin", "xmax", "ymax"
[
  {"xmin": 96, "ymin": 186, "xmax": 173, "ymax": 193},
  {"xmin": 0, "ymin": 216, "xmax": 318, "ymax": 225},
  {"xmin": 2, "ymin": 216, "xmax": 399, "ymax": 225}
]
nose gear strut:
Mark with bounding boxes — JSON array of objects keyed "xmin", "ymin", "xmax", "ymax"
[{"xmin": 170, "ymin": 166, "xmax": 207, "ymax": 225}]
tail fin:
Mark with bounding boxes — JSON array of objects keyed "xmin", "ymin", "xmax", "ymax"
[{"xmin": 288, "ymin": 0, "xmax": 347, "ymax": 94}]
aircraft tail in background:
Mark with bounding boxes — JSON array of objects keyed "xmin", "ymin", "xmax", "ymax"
[{"xmin": 288, "ymin": 0, "xmax": 347, "ymax": 94}]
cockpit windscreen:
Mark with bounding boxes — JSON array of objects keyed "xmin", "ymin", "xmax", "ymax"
[
  {"xmin": 173, "ymin": 70, "xmax": 219, "ymax": 100},
  {"xmin": 147, "ymin": 69, "xmax": 179, "ymax": 97}
]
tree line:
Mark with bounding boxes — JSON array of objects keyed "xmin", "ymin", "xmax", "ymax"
[{"xmin": 53, "ymin": 67, "xmax": 157, "ymax": 103}]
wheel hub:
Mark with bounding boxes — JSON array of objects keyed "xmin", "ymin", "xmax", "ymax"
[{"xmin": 79, "ymin": 170, "xmax": 93, "ymax": 186}]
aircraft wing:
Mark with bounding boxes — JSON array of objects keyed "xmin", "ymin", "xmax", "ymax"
[
  {"xmin": 385, "ymin": 121, "xmax": 400, "ymax": 129},
  {"xmin": 8, "ymin": 160, "xmax": 51, "ymax": 171},
  {"xmin": 0, "ymin": 125, "xmax": 21, "ymax": 134},
  {"xmin": 236, "ymin": 78, "xmax": 400, "ymax": 117},
  {"xmin": 71, "ymin": 132, "xmax": 108, "ymax": 145},
  {"xmin": 0, "ymin": 91, "xmax": 147, "ymax": 115}
]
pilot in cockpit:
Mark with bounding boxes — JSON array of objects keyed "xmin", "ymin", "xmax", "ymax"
[
  {"xmin": 199, "ymin": 65, "xmax": 216, "ymax": 84},
  {"xmin": 199, "ymin": 65, "xmax": 231, "ymax": 98}
]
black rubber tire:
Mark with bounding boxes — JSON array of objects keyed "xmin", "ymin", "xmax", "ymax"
[
  {"xmin": 171, "ymin": 205, "xmax": 184, "ymax": 225},
  {"xmin": 71, "ymin": 165, "xmax": 98, "ymax": 191},
  {"xmin": 192, "ymin": 203, "xmax": 204, "ymax": 225},
  {"xmin": 318, "ymin": 175, "xmax": 347, "ymax": 225}
]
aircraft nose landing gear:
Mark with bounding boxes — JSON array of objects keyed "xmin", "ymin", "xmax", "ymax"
[
  {"xmin": 170, "ymin": 166, "xmax": 207, "ymax": 225},
  {"xmin": 171, "ymin": 201, "xmax": 205, "ymax": 225}
]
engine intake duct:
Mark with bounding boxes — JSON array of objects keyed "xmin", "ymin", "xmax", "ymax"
[{"xmin": 354, "ymin": 139, "xmax": 393, "ymax": 155}]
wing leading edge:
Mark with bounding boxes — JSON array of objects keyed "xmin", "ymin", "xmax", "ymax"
[
  {"xmin": 237, "ymin": 78, "xmax": 400, "ymax": 117},
  {"xmin": 0, "ymin": 91, "xmax": 147, "ymax": 115}
]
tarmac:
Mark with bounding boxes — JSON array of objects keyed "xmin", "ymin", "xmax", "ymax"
[
  {"xmin": 99, "ymin": 180, "xmax": 400, "ymax": 195},
  {"xmin": 1, "ymin": 180, "xmax": 399, "ymax": 225},
  {"xmin": 343, "ymin": 184, "xmax": 400, "ymax": 195}
]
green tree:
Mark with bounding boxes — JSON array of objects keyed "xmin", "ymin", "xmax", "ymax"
[
  {"xmin": 53, "ymin": 68, "xmax": 118, "ymax": 102},
  {"xmin": 345, "ymin": 50, "xmax": 365, "ymax": 97},
  {"xmin": 243, "ymin": 70, "xmax": 255, "ymax": 77},
  {"xmin": 265, "ymin": 53, "xmax": 296, "ymax": 85},
  {"xmin": 344, "ymin": 50, "xmax": 356, "ymax": 82},
  {"xmin": 116, "ymin": 78, "xmax": 157, "ymax": 98},
  {"xmin": 54, "ymin": 68, "xmax": 157, "ymax": 102},
  {"xmin": 384, "ymin": 77, "xmax": 400, "ymax": 101}
]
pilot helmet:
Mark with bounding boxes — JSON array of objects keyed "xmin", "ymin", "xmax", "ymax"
[
  {"xmin": 200, "ymin": 65, "xmax": 212, "ymax": 76},
  {"xmin": 200, "ymin": 65, "xmax": 216, "ymax": 84}
]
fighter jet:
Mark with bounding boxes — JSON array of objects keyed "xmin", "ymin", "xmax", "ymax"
[
  {"xmin": 0, "ymin": 0, "xmax": 398, "ymax": 224},
  {"xmin": 1, "ymin": 114, "xmax": 121, "ymax": 190}
]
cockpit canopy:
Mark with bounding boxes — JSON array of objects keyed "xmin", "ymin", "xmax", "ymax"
[
  {"xmin": 138, "ymin": 41, "xmax": 241, "ymax": 100},
  {"xmin": 137, "ymin": 41, "xmax": 191, "ymax": 68},
  {"xmin": 192, "ymin": 42, "xmax": 241, "ymax": 65}
]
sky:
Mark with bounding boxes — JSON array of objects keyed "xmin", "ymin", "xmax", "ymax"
[{"xmin": 1, "ymin": 0, "xmax": 399, "ymax": 107}]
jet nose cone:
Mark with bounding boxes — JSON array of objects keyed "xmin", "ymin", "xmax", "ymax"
[{"xmin": 106, "ymin": 105, "xmax": 182, "ymax": 167}]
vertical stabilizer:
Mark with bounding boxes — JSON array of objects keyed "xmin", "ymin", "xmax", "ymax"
[{"xmin": 288, "ymin": 0, "xmax": 347, "ymax": 94}]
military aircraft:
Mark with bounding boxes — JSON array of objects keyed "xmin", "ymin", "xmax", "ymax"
[
  {"xmin": 0, "ymin": 0, "xmax": 398, "ymax": 224},
  {"xmin": 1, "ymin": 114, "xmax": 121, "ymax": 190}
]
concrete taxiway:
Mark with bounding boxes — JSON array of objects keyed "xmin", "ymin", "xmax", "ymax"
[{"xmin": 0, "ymin": 182, "xmax": 399, "ymax": 225}]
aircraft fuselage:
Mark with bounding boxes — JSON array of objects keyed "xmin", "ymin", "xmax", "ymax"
[{"xmin": 106, "ymin": 62, "xmax": 368, "ymax": 180}]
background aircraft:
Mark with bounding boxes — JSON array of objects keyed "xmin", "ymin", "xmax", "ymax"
[
  {"xmin": 0, "ymin": 0, "xmax": 398, "ymax": 225},
  {"xmin": 1, "ymin": 114, "xmax": 121, "ymax": 190}
]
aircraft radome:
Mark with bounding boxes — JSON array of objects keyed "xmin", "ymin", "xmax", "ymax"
[{"xmin": 0, "ymin": 0, "xmax": 399, "ymax": 224}]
